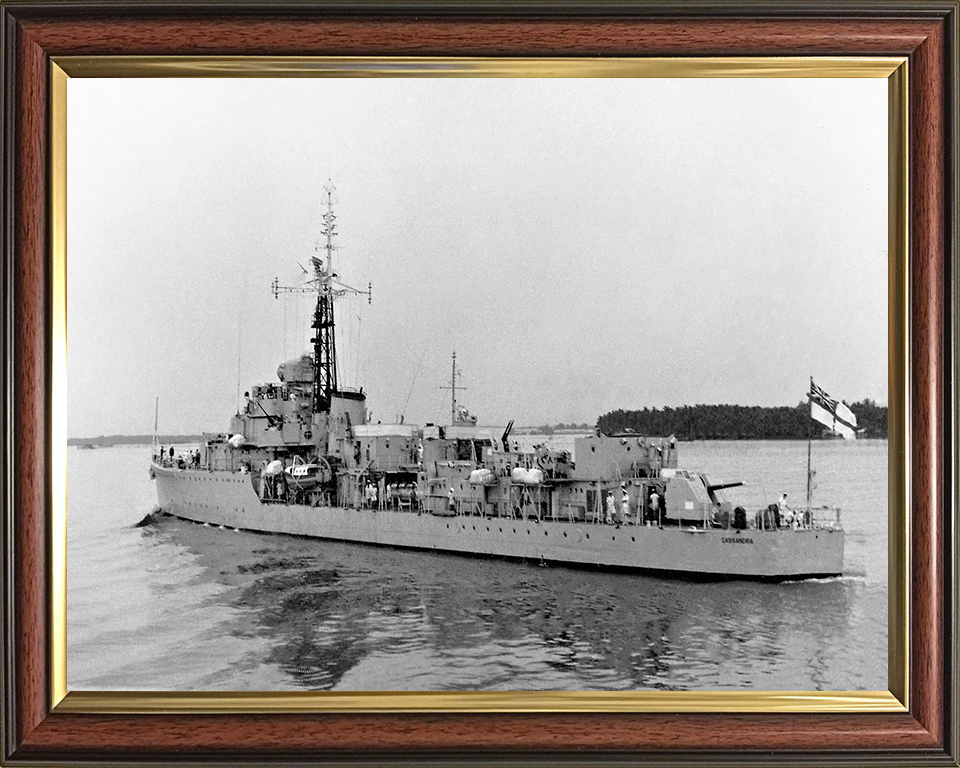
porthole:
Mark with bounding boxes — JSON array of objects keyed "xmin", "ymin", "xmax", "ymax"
[
  {"xmin": 563, "ymin": 532, "xmax": 568, "ymax": 538},
  {"xmin": 631, "ymin": 536, "xmax": 635, "ymax": 542},
  {"xmin": 586, "ymin": 533, "xmax": 590, "ymax": 539}
]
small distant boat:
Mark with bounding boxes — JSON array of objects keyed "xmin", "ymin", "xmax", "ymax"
[{"xmin": 77, "ymin": 443, "xmax": 98, "ymax": 450}]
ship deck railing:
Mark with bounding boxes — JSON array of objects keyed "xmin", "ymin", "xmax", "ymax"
[
  {"xmin": 418, "ymin": 498, "xmax": 843, "ymax": 532},
  {"xmin": 366, "ymin": 457, "xmax": 420, "ymax": 472},
  {"xmin": 248, "ymin": 492, "xmax": 842, "ymax": 531},
  {"xmin": 178, "ymin": 463, "xmax": 842, "ymax": 533}
]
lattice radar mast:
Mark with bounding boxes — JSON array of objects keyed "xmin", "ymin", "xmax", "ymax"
[{"xmin": 271, "ymin": 182, "xmax": 372, "ymax": 414}]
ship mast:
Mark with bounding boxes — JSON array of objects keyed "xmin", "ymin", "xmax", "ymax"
[
  {"xmin": 440, "ymin": 351, "xmax": 466, "ymax": 424},
  {"xmin": 313, "ymin": 183, "xmax": 339, "ymax": 412},
  {"xmin": 806, "ymin": 375, "xmax": 814, "ymax": 511},
  {"xmin": 272, "ymin": 182, "xmax": 371, "ymax": 414}
]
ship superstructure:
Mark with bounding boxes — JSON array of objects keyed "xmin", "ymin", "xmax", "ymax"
[{"xmin": 151, "ymin": 187, "xmax": 845, "ymax": 581}]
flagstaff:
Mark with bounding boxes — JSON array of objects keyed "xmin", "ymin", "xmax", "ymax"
[
  {"xmin": 806, "ymin": 376, "xmax": 813, "ymax": 511},
  {"xmin": 805, "ymin": 377, "xmax": 859, "ymax": 514}
]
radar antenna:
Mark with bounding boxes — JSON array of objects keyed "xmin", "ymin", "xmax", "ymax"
[{"xmin": 271, "ymin": 181, "xmax": 372, "ymax": 413}]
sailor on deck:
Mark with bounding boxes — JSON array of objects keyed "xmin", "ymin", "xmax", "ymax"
[
  {"xmin": 777, "ymin": 492, "xmax": 789, "ymax": 528},
  {"xmin": 605, "ymin": 491, "xmax": 615, "ymax": 524}
]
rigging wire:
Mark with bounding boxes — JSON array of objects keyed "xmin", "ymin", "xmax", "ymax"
[
  {"xmin": 401, "ymin": 340, "xmax": 431, "ymax": 421},
  {"xmin": 298, "ymin": 290, "xmax": 304, "ymax": 354},
  {"xmin": 295, "ymin": 290, "xmax": 301, "ymax": 354},
  {"xmin": 400, "ymin": 324, "xmax": 441, "ymax": 422},
  {"xmin": 346, "ymin": 295, "xmax": 354, "ymax": 387},
  {"xmin": 236, "ymin": 307, "xmax": 242, "ymax": 414},
  {"xmin": 354, "ymin": 312, "xmax": 362, "ymax": 386}
]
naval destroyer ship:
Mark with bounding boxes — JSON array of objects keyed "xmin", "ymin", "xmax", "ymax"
[{"xmin": 151, "ymin": 185, "xmax": 845, "ymax": 581}]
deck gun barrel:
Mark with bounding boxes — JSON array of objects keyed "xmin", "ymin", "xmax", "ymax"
[{"xmin": 707, "ymin": 481, "xmax": 744, "ymax": 493}]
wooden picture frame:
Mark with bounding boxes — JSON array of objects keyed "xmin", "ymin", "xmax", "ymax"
[{"xmin": 1, "ymin": 2, "xmax": 957, "ymax": 765}]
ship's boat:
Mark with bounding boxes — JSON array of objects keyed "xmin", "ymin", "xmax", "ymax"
[
  {"xmin": 284, "ymin": 457, "xmax": 332, "ymax": 492},
  {"xmin": 150, "ymin": 184, "xmax": 845, "ymax": 582}
]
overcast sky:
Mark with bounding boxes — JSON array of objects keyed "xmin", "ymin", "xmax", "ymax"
[{"xmin": 67, "ymin": 77, "xmax": 887, "ymax": 437}]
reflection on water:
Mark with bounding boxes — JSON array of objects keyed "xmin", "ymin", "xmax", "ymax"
[{"xmin": 68, "ymin": 440, "xmax": 887, "ymax": 691}]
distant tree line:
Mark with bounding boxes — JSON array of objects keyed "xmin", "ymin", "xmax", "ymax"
[
  {"xmin": 68, "ymin": 433, "xmax": 207, "ymax": 447},
  {"xmin": 596, "ymin": 400, "xmax": 888, "ymax": 440}
]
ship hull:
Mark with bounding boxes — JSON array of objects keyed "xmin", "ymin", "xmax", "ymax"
[{"xmin": 154, "ymin": 465, "xmax": 844, "ymax": 581}]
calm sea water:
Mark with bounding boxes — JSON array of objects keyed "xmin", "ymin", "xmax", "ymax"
[{"xmin": 67, "ymin": 439, "xmax": 887, "ymax": 691}]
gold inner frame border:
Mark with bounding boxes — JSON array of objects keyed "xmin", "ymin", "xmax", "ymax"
[{"xmin": 48, "ymin": 55, "xmax": 909, "ymax": 714}]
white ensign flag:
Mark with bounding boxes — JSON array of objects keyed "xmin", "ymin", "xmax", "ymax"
[{"xmin": 809, "ymin": 380, "xmax": 858, "ymax": 440}]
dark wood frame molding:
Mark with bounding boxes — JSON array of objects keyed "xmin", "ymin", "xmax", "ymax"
[{"xmin": 1, "ymin": 3, "xmax": 957, "ymax": 765}]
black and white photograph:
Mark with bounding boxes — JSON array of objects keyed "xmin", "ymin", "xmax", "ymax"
[{"xmin": 66, "ymin": 75, "xmax": 888, "ymax": 692}]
